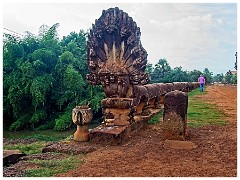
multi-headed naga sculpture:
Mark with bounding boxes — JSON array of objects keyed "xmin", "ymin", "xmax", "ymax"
[{"xmin": 86, "ymin": 7, "xmax": 199, "ymax": 143}]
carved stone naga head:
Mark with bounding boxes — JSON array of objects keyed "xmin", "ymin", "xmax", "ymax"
[{"xmin": 86, "ymin": 7, "xmax": 150, "ymax": 98}]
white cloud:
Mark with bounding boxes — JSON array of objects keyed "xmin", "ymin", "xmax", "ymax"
[
  {"xmin": 137, "ymin": 4, "xmax": 236, "ymax": 74},
  {"xmin": 2, "ymin": 3, "xmax": 237, "ymax": 74}
]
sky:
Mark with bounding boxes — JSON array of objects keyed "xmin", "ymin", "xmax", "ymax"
[{"xmin": 2, "ymin": 1, "xmax": 238, "ymax": 75}]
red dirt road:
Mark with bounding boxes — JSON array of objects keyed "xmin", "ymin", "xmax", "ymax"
[{"xmin": 57, "ymin": 85, "xmax": 237, "ymax": 177}]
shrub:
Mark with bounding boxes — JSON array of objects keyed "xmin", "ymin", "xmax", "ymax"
[{"xmin": 53, "ymin": 110, "xmax": 73, "ymax": 131}]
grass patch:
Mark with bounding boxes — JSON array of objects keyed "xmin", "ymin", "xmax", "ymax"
[
  {"xmin": 23, "ymin": 154, "xmax": 84, "ymax": 177},
  {"xmin": 187, "ymin": 88, "xmax": 207, "ymax": 97},
  {"xmin": 187, "ymin": 88, "xmax": 227, "ymax": 127},
  {"xmin": 4, "ymin": 129, "xmax": 76, "ymax": 141},
  {"xmin": 147, "ymin": 88, "xmax": 227, "ymax": 127},
  {"xmin": 21, "ymin": 134, "xmax": 68, "ymax": 141},
  {"xmin": 3, "ymin": 141, "xmax": 47, "ymax": 155},
  {"xmin": 148, "ymin": 110, "xmax": 163, "ymax": 124}
]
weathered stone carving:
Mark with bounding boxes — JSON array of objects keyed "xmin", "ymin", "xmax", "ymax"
[
  {"xmin": 87, "ymin": 7, "xmax": 199, "ymax": 125},
  {"xmin": 163, "ymin": 91, "xmax": 188, "ymax": 140},
  {"xmin": 3, "ymin": 150, "xmax": 26, "ymax": 166},
  {"xmin": 87, "ymin": 7, "xmax": 149, "ymax": 99},
  {"xmin": 72, "ymin": 106, "xmax": 92, "ymax": 142},
  {"xmin": 86, "ymin": 7, "xmax": 199, "ymax": 144}
]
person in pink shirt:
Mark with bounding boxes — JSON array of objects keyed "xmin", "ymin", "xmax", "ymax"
[{"xmin": 198, "ymin": 75, "xmax": 205, "ymax": 92}]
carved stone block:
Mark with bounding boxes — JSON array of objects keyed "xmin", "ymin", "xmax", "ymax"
[
  {"xmin": 72, "ymin": 106, "xmax": 92, "ymax": 142},
  {"xmin": 163, "ymin": 90, "xmax": 188, "ymax": 140},
  {"xmin": 103, "ymin": 107, "xmax": 133, "ymax": 126},
  {"xmin": 102, "ymin": 98, "xmax": 133, "ymax": 108},
  {"xmin": 165, "ymin": 83, "xmax": 174, "ymax": 92}
]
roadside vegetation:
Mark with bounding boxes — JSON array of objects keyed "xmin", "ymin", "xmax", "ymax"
[
  {"xmin": 148, "ymin": 110, "xmax": 163, "ymax": 124},
  {"xmin": 148, "ymin": 88, "xmax": 227, "ymax": 127},
  {"xmin": 187, "ymin": 88, "xmax": 227, "ymax": 127},
  {"xmin": 23, "ymin": 154, "xmax": 84, "ymax": 177},
  {"xmin": 4, "ymin": 141, "xmax": 47, "ymax": 155},
  {"xmin": 3, "ymin": 134, "xmax": 80, "ymax": 177}
]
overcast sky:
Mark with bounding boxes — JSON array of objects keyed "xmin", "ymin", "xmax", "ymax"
[{"xmin": 2, "ymin": 2, "xmax": 237, "ymax": 75}]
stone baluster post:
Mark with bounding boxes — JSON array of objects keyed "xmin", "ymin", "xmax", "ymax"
[
  {"xmin": 163, "ymin": 90, "xmax": 188, "ymax": 140},
  {"xmin": 72, "ymin": 106, "xmax": 92, "ymax": 142}
]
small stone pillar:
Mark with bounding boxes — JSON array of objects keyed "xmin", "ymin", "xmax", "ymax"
[
  {"xmin": 163, "ymin": 90, "xmax": 188, "ymax": 140},
  {"xmin": 72, "ymin": 106, "xmax": 92, "ymax": 142}
]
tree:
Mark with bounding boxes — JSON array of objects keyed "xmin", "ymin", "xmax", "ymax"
[
  {"xmin": 145, "ymin": 63, "xmax": 153, "ymax": 74},
  {"xmin": 203, "ymin": 68, "xmax": 213, "ymax": 84},
  {"xmin": 212, "ymin": 73, "xmax": 224, "ymax": 83},
  {"xmin": 224, "ymin": 70, "xmax": 232, "ymax": 84},
  {"xmin": 3, "ymin": 34, "xmax": 29, "ymax": 130},
  {"xmin": 167, "ymin": 66, "xmax": 190, "ymax": 82},
  {"xmin": 231, "ymin": 74, "xmax": 237, "ymax": 84},
  {"xmin": 151, "ymin": 59, "xmax": 171, "ymax": 83},
  {"xmin": 3, "ymin": 24, "xmax": 105, "ymax": 131},
  {"xmin": 188, "ymin": 70, "xmax": 202, "ymax": 82}
]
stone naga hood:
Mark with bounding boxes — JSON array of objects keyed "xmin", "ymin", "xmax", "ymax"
[{"xmin": 86, "ymin": 7, "xmax": 150, "ymax": 98}]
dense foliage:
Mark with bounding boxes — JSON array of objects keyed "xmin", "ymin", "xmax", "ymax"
[{"xmin": 3, "ymin": 24, "xmax": 105, "ymax": 131}]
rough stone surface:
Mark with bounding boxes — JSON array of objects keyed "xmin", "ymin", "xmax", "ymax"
[
  {"xmin": 86, "ymin": 7, "xmax": 149, "ymax": 96},
  {"xmin": 72, "ymin": 106, "xmax": 92, "ymax": 126},
  {"xmin": 163, "ymin": 90, "xmax": 188, "ymax": 140},
  {"xmin": 72, "ymin": 106, "xmax": 92, "ymax": 142},
  {"xmin": 90, "ymin": 125, "xmax": 129, "ymax": 145},
  {"xmin": 3, "ymin": 150, "xmax": 26, "ymax": 166},
  {"xmin": 73, "ymin": 125, "xmax": 90, "ymax": 142},
  {"xmin": 103, "ymin": 108, "xmax": 132, "ymax": 126},
  {"xmin": 102, "ymin": 98, "xmax": 133, "ymax": 108}
]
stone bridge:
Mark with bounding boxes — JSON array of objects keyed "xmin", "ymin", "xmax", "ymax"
[{"xmin": 73, "ymin": 7, "xmax": 199, "ymax": 145}]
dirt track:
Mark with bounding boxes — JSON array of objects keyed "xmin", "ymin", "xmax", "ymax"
[{"xmin": 57, "ymin": 85, "xmax": 237, "ymax": 177}]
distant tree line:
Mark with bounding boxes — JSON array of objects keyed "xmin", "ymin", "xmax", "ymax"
[
  {"xmin": 3, "ymin": 24, "xmax": 236, "ymax": 131},
  {"xmin": 146, "ymin": 59, "xmax": 237, "ymax": 85},
  {"xmin": 146, "ymin": 59, "xmax": 213, "ymax": 84},
  {"xmin": 212, "ymin": 71, "xmax": 237, "ymax": 84}
]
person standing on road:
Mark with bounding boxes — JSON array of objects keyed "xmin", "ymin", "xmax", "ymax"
[{"xmin": 198, "ymin": 75, "xmax": 206, "ymax": 92}]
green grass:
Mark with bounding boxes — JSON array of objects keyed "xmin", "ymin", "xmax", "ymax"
[
  {"xmin": 148, "ymin": 110, "xmax": 163, "ymax": 124},
  {"xmin": 4, "ymin": 141, "xmax": 47, "ymax": 155},
  {"xmin": 21, "ymin": 134, "xmax": 70, "ymax": 141},
  {"xmin": 147, "ymin": 88, "xmax": 227, "ymax": 127},
  {"xmin": 24, "ymin": 154, "xmax": 84, "ymax": 177},
  {"xmin": 4, "ymin": 129, "xmax": 75, "ymax": 141},
  {"xmin": 187, "ymin": 88, "xmax": 207, "ymax": 97},
  {"xmin": 187, "ymin": 89, "xmax": 227, "ymax": 127},
  {"xmin": 4, "ymin": 137, "xmax": 82, "ymax": 177},
  {"xmin": 4, "ymin": 140, "xmax": 83, "ymax": 177}
]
